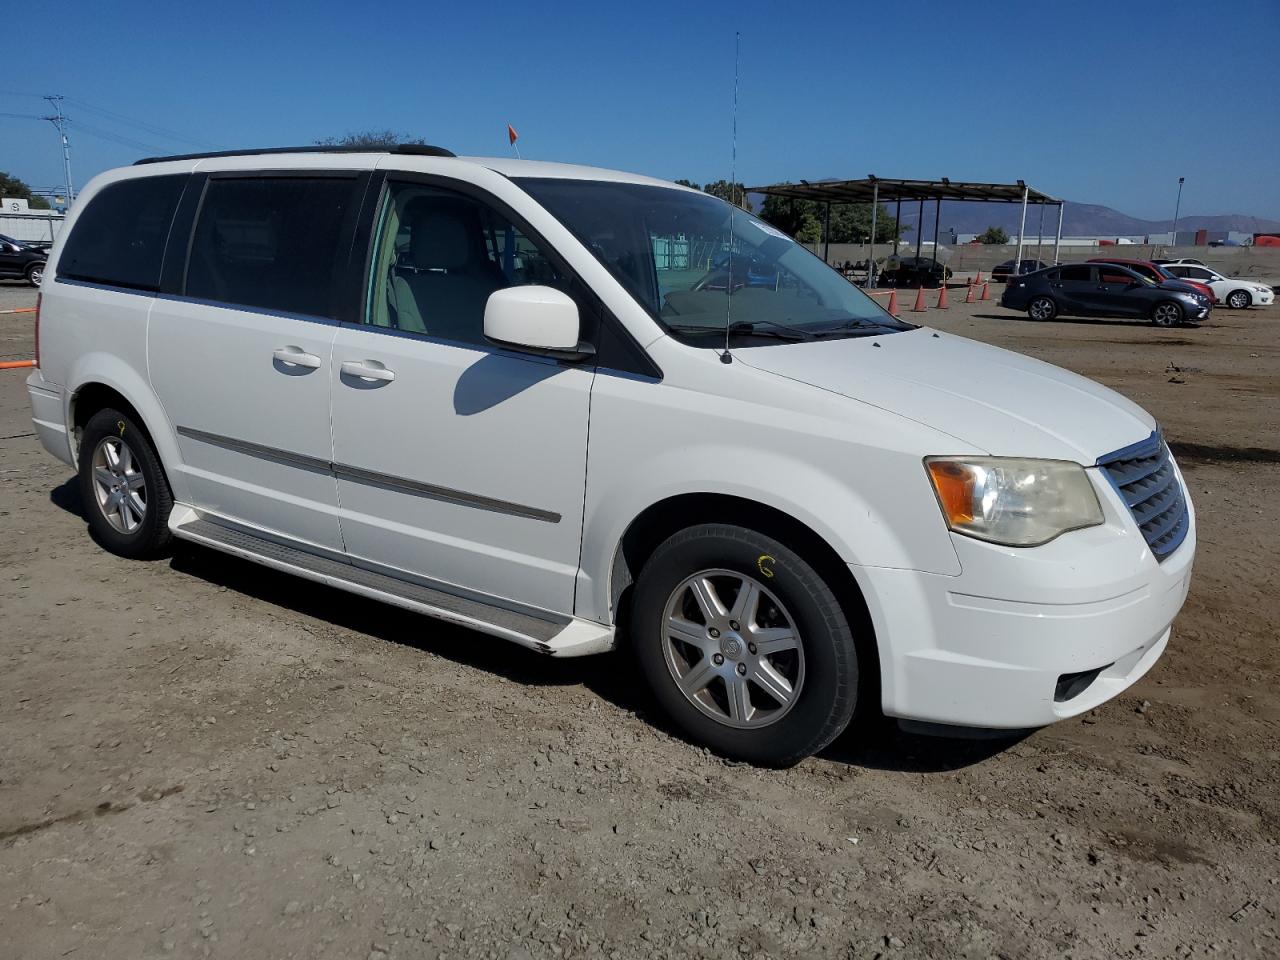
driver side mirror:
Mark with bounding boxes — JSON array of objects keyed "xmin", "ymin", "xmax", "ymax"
[{"xmin": 484, "ymin": 286, "xmax": 595, "ymax": 362}]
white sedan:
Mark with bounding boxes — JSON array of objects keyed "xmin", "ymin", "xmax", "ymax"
[{"xmin": 1162, "ymin": 263, "xmax": 1275, "ymax": 309}]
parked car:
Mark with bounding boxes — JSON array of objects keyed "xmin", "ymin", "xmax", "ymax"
[
  {"xmin": 1160, "ymin": 263, "xmax": 1275, "ymax": 310},
  {"xmin": 1001, "ymin": 263, "xmax": 1210, "ymax": 326},
  {"xmin": 880, "ymin": 256, "xmax": 952, "ymax": 287},
  {"xmin": 26, "ymin": 147, "xmax": 1195, "ymax": 765},
  {"xmin": 1151, "ymin": 258, "xmax": 1206, "ymax": 267},
  {"xmin": 991, "ymin": 258, "xmax": 1049, "ymax": 282},
  {"xmin": 0, "ymin": 233, "xmax": 47, "ymax": 285},
  {"xmin": 1088, "ymin": 257, "xmax": 1216, "ymax": 304}
]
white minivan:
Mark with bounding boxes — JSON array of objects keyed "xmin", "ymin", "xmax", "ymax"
[{"xmin": 27, "ymin": 145, "xmax": 1195, "ymax": 765}]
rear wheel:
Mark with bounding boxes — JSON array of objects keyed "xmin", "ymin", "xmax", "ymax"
[
  {"xmin": 1226, "ymin": 289, "xmax": 1251, "ymax": 310},
  {"xmin": 1151, "ymin": 301, "xmax": 1184, "ymax": 327},
  {"xmin": 630, "ymin": 523, "xmax": 859, "ymax": 766},
  {"xmin": 1028, "ymin": 296, "xmax": 1057, "ymax": 321},
  {"xmin": 78, "ymin": 408, "xmax": 174, "ymax": 559},
  {"xmin": 25, "ymin": 262, "xmax": 44, "ymax": 286}
]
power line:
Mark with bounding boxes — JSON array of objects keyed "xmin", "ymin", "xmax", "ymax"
[
  {"xmin": 73, "ymin": 120, "xmax": 168, "ymax": 155},
  {"xmin": 63, "ymin": 96, "xmax": 220, "ymax": 150}
]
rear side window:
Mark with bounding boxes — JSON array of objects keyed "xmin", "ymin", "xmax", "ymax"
[
  {"xmin": 185, "ymin": 177, "xmax": 355, "ymax": 319},
  {"xmin": 58, "ymin": 175, "xmax": 186, "ymax": 291},
  {"xmin": 1058, "ymin": 265, "xmax": 1093, "ymax": 282}
]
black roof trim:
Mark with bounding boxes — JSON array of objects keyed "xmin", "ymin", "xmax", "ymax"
[{"xmin": 134, "ymin": 144, "xmax": 455, "ymax": 165}]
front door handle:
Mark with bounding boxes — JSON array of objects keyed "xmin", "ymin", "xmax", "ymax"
[
  {"xmin": 340, "ymin": 359, "xmax": 396, "ymax": 382},
  {"xmin": 273, "ymin": 346, "xmax": 322, "ymax": 369}
]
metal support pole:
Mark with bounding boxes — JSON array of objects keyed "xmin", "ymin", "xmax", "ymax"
[
  {"xmin": 893, "ymin": 199, "xmax": 901, "ymax": 257},
  {"xmin": 1035, "ymin": 202, "xmax": 1045, "ymax": 267},
  {"xmin": 822, "ymin": 201, "xmax": 831, "ymax": 264},
  {"xmin": 868, "ymin": 180, "xmax": 879, "ymax": 287},
  {"xmin": 1053, "ymin": 202, "xmax": 1064, "ymax": 264},
  {"xmin": 931, "ymin": 198, "xmax": 941, "ymax": 272},
  {"xmin": 914, "ymin": 199, "xmax": 923, "ymax": 265},
  {"xmin": 1013, "ymin": 184, "xmax": 1029, "ymax": 276},
  {"xmin": 1171, "ymin": 176, "xmax": 1185, "ymax": 247}
]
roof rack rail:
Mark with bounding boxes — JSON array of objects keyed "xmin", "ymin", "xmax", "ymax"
[{"xmin": 134, "ymin": 143, "xmax": 456, "ymax": 165}]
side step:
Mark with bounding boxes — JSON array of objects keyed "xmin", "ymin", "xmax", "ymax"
[{"xmin": 169, "ymin": 508, "xmax": 614, "ymax": 657}]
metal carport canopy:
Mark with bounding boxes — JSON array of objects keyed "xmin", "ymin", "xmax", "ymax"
[{"xmin": 745, "ymin": 177, "xmax": 1065, "ymax": 285}]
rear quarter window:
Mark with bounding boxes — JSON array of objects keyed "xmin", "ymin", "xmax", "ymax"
[{"xmin": 57, "ymin": 175, "xmax": 187, "ymax": 291}]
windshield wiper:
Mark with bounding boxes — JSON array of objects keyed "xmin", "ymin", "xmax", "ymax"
[
  {"xmin": 806, "ymin": 317, "xmax": 908, "ymax": 336},
  {"xmin": 666, "ymin": 320, "xmax": 814, "ymax": 341}
]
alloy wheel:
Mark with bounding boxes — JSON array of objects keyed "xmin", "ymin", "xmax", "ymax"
[
  {"xmin": 91, "ymin": 436, "xmax": 147, "ymax": 534},
  {"xmin": 1029, "ymin": 297, "xmax": 1054, "ymax": 320},
  {"xmin": 28, "ymin": 264, "xmax": 43, "ymax": 285},
  {"xmin": 1152, "ymin": 303, "xmax": 1182, "ymax": 327},
  {"xmin": 1228, "ymin": 291, "xmax": 1249, "ymax": 309},
  {"xmin": 661, "ymin": 569, "xmax": 805, "ymax": 729}
]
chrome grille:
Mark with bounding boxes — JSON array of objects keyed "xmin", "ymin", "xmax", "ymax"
[{"xmin": 1097, "ymin": 433, "xmax": 1189, "ymax": 562}]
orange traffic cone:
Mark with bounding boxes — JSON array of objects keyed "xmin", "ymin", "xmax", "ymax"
[
  {"xmin": 936, "ymin": 285, "xmax": 950, "ymax": 309},
  {"xmin": 911, "ymin": 287, "xmax": 927, "ymax": 312},
  {"xmin": 965, "ymin": 283, "xmax": 976, "ymax": 303},
  {"xmin": 886, "ymin": 289, "xmax": 899, "ymax": 316},
  {"xmin": 975, "ymin": 270, "xmax": 984, "ymax": 284},
  {"xmin": 979, "ymin": 280, "xmax": 991, "ymax": 301}
]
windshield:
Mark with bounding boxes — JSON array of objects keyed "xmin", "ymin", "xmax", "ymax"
[{"xmin": 517, "ymin": 178, "xmax": 912, "ymax": 345}]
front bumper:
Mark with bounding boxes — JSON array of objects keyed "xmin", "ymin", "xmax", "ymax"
[{"xmin": 854, "ymin": 467, "xmax": 1196, "ymax": 729}]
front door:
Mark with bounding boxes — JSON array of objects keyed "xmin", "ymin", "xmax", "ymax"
[
  {"xmin": 149, "ymin": 173, "xmax": 365, "ymax": 551},
  {"xmin": 328, "ymin": 178, "xmax": 593, "ymax": 615},
  {"xmin": 1095, "ymin": 266, "xmax": 1145, "ymax": 317}
]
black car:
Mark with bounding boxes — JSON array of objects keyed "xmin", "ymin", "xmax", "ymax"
[
  {"xmin": 880, "ymin": 256, "xmax": 952, "ymax": 288},
  {"xmin": 1000, "ymin": 263, "xmax": 1210, "ymax": 326},
  {"xmin": 0, "ymin": 234, "xmax": 47, "ymax": 285},
  {"xmin": 991, "ymin": 258, "xmax": 1048, "ymax": 281}
]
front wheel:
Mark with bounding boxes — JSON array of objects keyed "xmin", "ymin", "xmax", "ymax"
[
  {"xmin": 25, "ymin": 262, "xmax": 44, "ymax": 286},
  {"xmin": 1028, "ymin": 296, "xmax": 1057, "ymax": 321},
  {"xmin": 1151, "ymin": 301, "xmax": 1184, "ymax": 327},
  {"xmin": 1226, "ymin": 290, "xmax": 1251, "ymax": 310},
  {"xmin": 78, "ymin": 408, "xmax": 174, "ymax": 559},
  {"xmin": 630, "ymin": 524, "xmax": 859, "ymax": 766}
]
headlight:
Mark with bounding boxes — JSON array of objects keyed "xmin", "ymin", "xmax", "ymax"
[
  {"xmin": 1254, "ymin": 285, "xmax": 1269, "ymax": 293},
  {"xmin": 925, "ymin": 457, "xmax": 1104, "ymax": 546}
]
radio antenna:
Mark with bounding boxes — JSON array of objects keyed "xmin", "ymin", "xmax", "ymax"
[{"xmin": 720, "ymin": 30, "xmax": 741, "ymax": 365}]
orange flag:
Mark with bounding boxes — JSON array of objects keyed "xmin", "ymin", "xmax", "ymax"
[{"xmin": 507, "ymin": 124, "xmax": 519, "ymax": 145}]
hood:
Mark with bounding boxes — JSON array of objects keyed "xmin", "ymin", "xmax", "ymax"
[{"xmin": 735, "ymin": 328, "xmax": 1156, "ymax": 462}]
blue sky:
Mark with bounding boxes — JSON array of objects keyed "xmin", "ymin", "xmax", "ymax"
[{"xmin": 2, "ymin": 0, "xmax": 1277, "ymax": 219}]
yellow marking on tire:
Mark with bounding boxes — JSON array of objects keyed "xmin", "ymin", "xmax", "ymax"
[{"xmin": 757, "ymin": 554, "xmax": 776, "ymax": 578}]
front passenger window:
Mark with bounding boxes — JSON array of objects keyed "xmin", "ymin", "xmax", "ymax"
[{"xmin": 366, "ymin": 182, "xmax": 570, "ymax": 348}]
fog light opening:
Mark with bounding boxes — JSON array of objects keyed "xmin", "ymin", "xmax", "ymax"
[{"xmin": 1054, "ymin": 664, "xmax": 1112, "ymax": 703}]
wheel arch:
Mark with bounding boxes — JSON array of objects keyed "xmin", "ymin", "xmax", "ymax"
[
  {"xmin": 63, "ymin": 357, "xmax": 186, "ymax": 501},
  {"xmin": 607, "ymin": 492, "xmax": 881, "ymax": 709}
]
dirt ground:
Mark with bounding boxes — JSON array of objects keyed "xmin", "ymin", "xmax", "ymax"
[{"xmin": 2, "ymin": 279, "xmax": 1278, "ymax": 960}]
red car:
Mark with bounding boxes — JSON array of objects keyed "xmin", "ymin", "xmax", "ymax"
[{"xmin": 1088, "ymin": 257, "xmax": 1217, "ymax": 304}]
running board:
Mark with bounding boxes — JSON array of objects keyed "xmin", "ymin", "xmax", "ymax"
[{"xmin": 168, "ymin": 506, "xmax": 614, "ymax": 657}]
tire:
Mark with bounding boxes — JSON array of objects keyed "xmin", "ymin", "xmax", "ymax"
[
  {"xmin": 630, "ymin": 523, "xmax": 858, "ymax": 766},
  {"xmin": 1151, "ymin": 301, "xmax": 1184, "ymax": 327},
  {"xmin": 25, "ymin": 261, "xmax": 44, "ymax": 286},
  {"xmin": 1028, "ymin": 296, "xmax": 1057, "ymax": 321},
  {"xmin": 1226, "ymin": 289, "xmax": 1251, "ymax": 310},
  {"xmin": 78, "ymin": 407, "xmax": 174, "ymax": 559}
]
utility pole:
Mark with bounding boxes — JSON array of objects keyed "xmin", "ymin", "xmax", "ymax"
[
  {"xmin": 41, "ymin": 95, "xmax": 75, "ymax": 205},
  {"xmin": 1171, "ymin": 176, "xmax": 1185, "ymax": 248}
]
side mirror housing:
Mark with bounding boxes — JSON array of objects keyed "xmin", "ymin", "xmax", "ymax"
[{"xmin": 484, "ymin": 285, "xmax": 595, "ymax": 362}]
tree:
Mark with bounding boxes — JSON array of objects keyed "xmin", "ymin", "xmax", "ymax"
[
  {"xmin": 315, "ymin": 130, "xmax": 430, "ymax": 149},
  {"xmin": 672, "ymin": 179, "xmax": 701, "ymax": 190},
  {"xmin": 977, "ymin": 225, "xmax": 1009, "ymax": 245},
  {"xmin": 702, "ymin": 179, "xmax": 748, "ymax": 208},
  {"xmin": 758, "ymin": 188, "xmax": 900, "ymax": 245},
  {"xmin": 0, "ymin": 172, "xmax": 51, "ymax": 209}
]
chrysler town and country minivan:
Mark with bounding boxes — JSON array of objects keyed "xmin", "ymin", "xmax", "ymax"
[{"xmin": 26, "ymin": 145, "xmax": 1196, "ymax": 765}]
